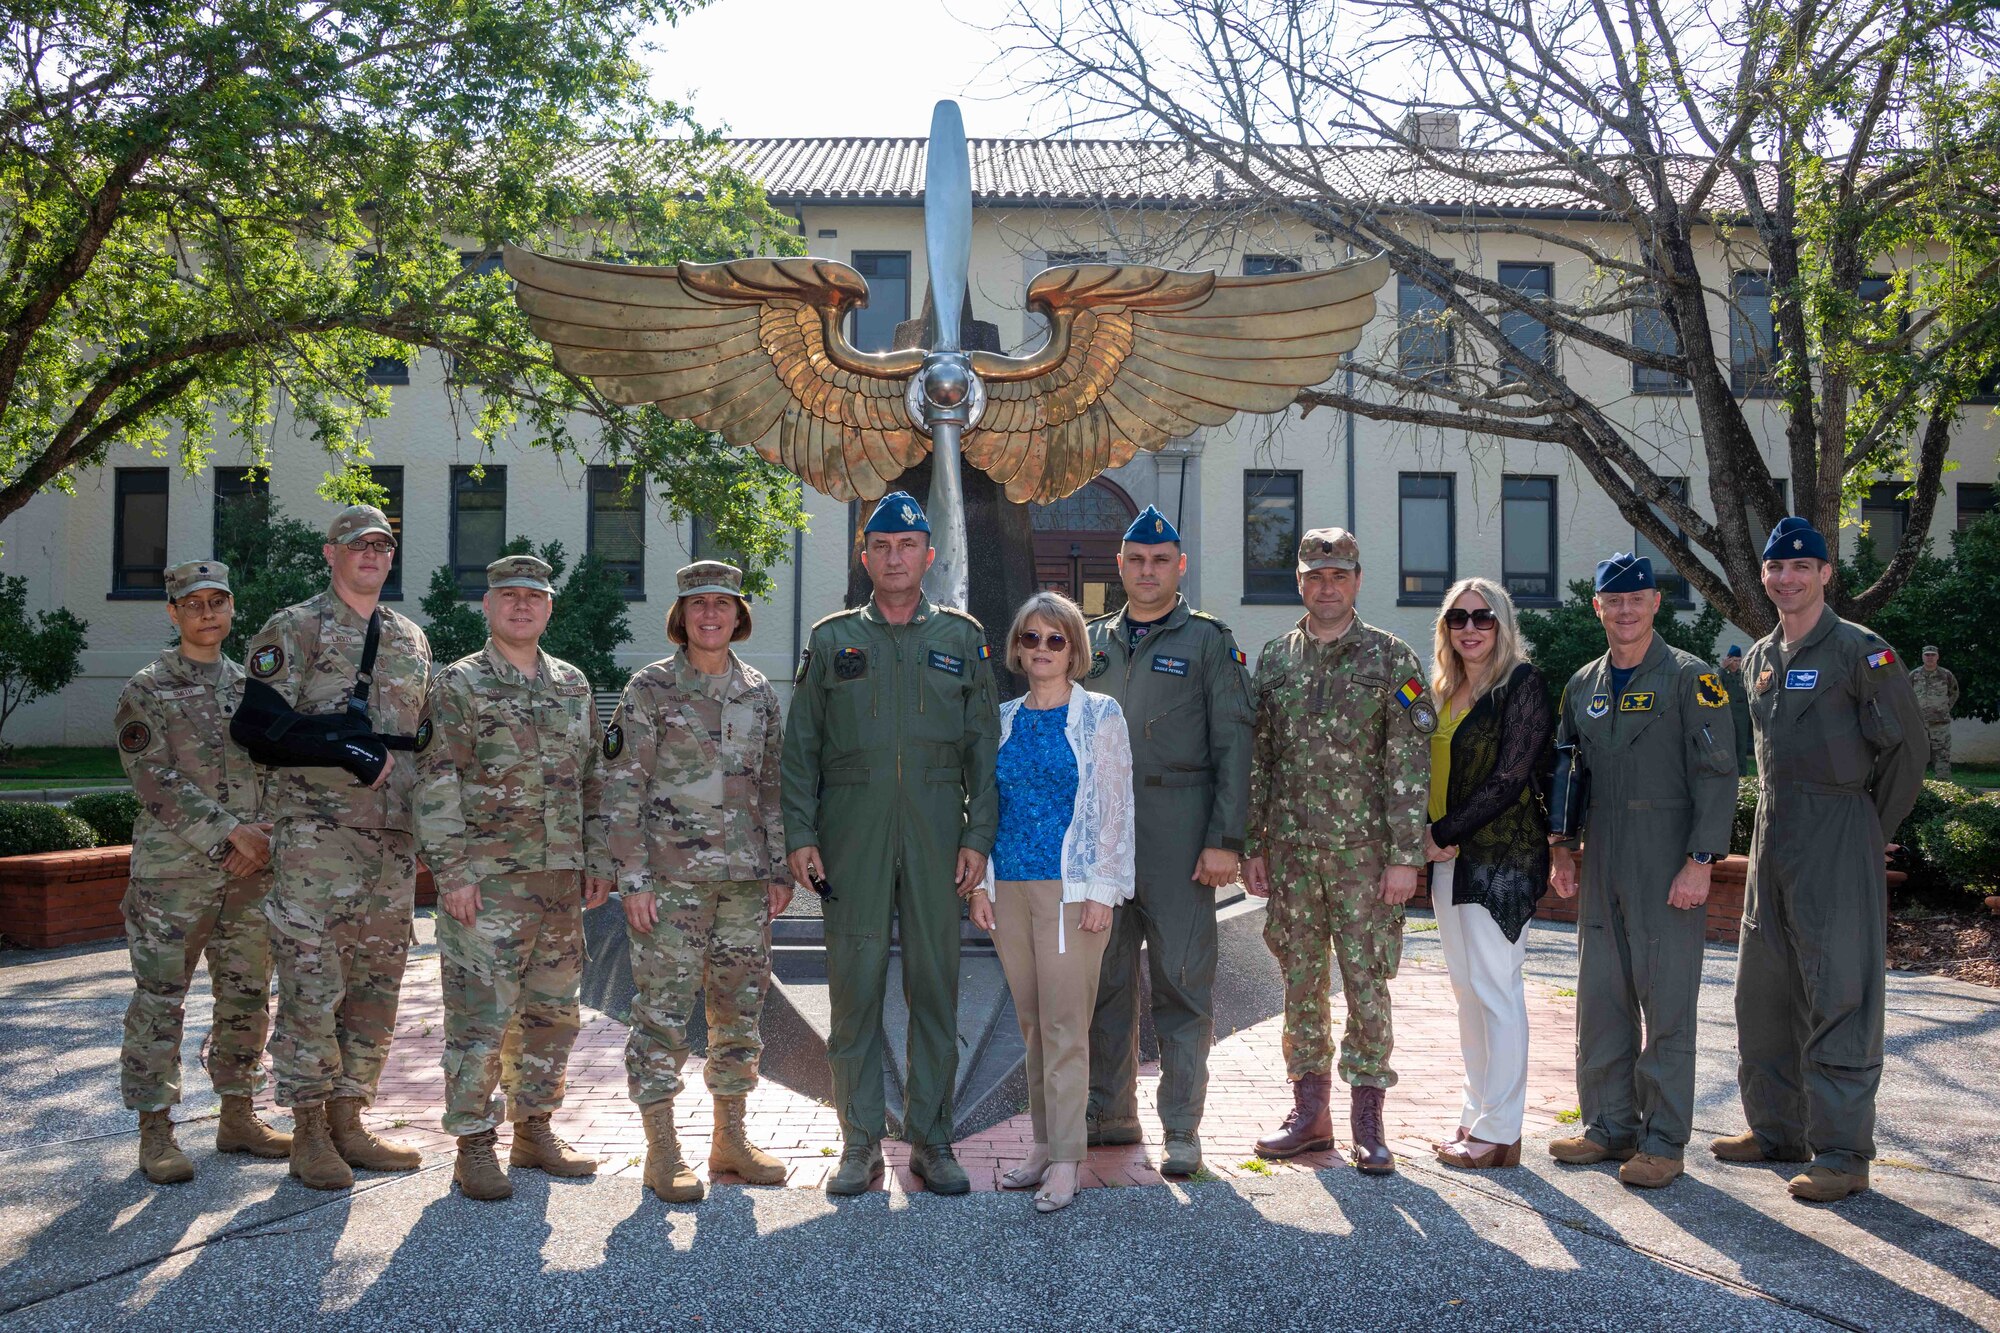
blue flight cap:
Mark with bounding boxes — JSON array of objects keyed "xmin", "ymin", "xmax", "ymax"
[
  {"xmin": 1762, "ymin": 515, "xmax": 1828, "ymax": 563},
  {"xmin": 863, "ymin": 491, "xmax": 931, "ymax": 535},
  {"xmin": 1594, "ymin": 551, "xmax": 1656, "ymax": 594},
  {"xmin": 1725, "ymin": 644, "xmax": 1743, "ymax": 659},
  {"xmin": 1122, "ymin": 504, "xmax": 1181, "ymax": 545}
]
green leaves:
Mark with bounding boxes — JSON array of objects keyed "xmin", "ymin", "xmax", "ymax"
[
  {"xmin": 1518, "ymin": 580, "xmax": 1726, "ymax": 703},
  {"xmin": 0, "ymin": 574, "xmax": 90, "ymax": 749}
]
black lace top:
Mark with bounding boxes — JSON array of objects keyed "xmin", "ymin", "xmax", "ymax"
[{"xmin": 1429, "ymin": 662, "xmax": 1556, "ymax": 942}]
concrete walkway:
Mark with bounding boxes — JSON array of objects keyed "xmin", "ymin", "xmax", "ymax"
[{"xmin": 2, "ymin": 916, "xmax": 1996, "ymax": 1330}]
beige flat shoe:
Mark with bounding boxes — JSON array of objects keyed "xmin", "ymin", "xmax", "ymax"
[
  {"xmin": 1034, "ymin": 1163, "xmax": 1079, "ymax": 1212},
  {"xmin": 1001, "ymin": 1160, "xmax": 1049, "ymax": 1190}
]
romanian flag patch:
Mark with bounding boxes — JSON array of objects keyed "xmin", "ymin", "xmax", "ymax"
[
  {"xmin": 977, "ymin": 643, "xmax": 991, "ymax": 660},
  {"xmin": 1866, "ymin": 648, "xmax": 1896, "ymax": 669},
  {"xmin": 1396, "ymin": 677, "xmax": 1424, "ymax": 709},
  {"xmin": 1231, "ymin": 647, "xmax": 1247, "ymax": 666}
]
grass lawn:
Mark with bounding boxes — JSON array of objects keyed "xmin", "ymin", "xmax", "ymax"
[
  {"xmin": 0, "ymin": 746, "xmax": 126, "ymax": 788},
  {"xmin": 1945, "ymin": 762, "xmax": 2000, "ymax": 790}
]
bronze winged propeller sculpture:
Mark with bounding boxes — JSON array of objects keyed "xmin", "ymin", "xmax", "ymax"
[{"xmin": 507, "ymin": 102, "xmax": 1388, "ymax": 608}]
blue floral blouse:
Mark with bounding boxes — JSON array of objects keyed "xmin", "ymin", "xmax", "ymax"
[{"xmin": 993, "ymin": 703, "xmax": 1079, "ymax": 881}]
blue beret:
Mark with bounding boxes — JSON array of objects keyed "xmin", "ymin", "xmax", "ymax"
[
  {"xmin": 1594, "ymin": 551, "xmax": 1656, "ymax": 594},
  {"xmin": 863, "ymin": 491, "xmax": 931, "ymax": 535},
  {"xmin": 1122, "ymin": 504, "xmax": 1181, "ymax": 545},
  {"xmin": 1762, "ymin": 515, "xmax": 1828, "ymax": 563}
]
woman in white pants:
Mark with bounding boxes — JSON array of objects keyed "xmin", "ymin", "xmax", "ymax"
[{"xmin": 1421, "ymin": 578, "xmax": 1556, "ymax": 1169}]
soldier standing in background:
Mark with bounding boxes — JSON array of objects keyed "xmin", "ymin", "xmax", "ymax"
[
  {"xmin": 1548, "ymin": 554, "xmax": 1738, "ymax": 1190},
  {"xmin": 416, "ymin": 555, "xmax": 612, "ymax": 1202},
  {"xmin": 1719, "ymin": 646, "xmax": 1753, "ymax": 773},
  {"xmin": 1910, "ymin": 647, "xmax": 1959, "ymax": 779},
  {"xmin": 1244, "ymin": 529, "xmax": 1429, "ymax": 1175},
  {"xmin": 242, "ymin": 504, "xmax": 432, "ymax": 1191},
  {"xmin": 1715, "ymin": 517, "xmax": 1927, "ymax": 1202},
  {"xmin": 782, "ymin": 495, "xmax": 1000, "ymax": 1197},
  {"xmin": 115, "ymin": 560, "xmax": 290, "ymax": 1184},
  {"xmin": 605, "ymin": 561, "xmax": 793, "ymax": 1203},
  {"xmin": 1083, "ymin": 505, "xmax": 1254, "ymax": 1178}
]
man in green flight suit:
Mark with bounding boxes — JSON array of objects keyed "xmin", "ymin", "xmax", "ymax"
[
  {"xmin": 1713, "ymin": 517, "xmax": 1927, "ymax": 1203},
  {"xmin": 1719, "ymin": 645, "xmax": 1753, "ymax": 773},
  {"xmin": 1083, "ymin": 504, "xmax": 1255, "ymax": 1177},
  {"xmin": 1548, "ymin": 553, "xmax": 1738, "ymax": 1190},
  {"xmin": 781, "ymin": 491, "xmax": 1000, "ymax": 1197}
]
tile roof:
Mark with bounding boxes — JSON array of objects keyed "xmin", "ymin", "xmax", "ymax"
[{"xmin": 571, "ymin": 136, "xmax": 1756, "ymax": 216}]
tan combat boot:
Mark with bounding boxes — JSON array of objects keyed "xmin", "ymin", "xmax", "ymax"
[
  {"xmin": 454, "ymin": 1129, "xmax": 513, "ymax": 1201},
  {"xmin": 1618, "ymin": 1152, "xmax": 1685, "ymax": 1189},
  {"xmin": 511, "ymin": 1113, "xmax": 599, "ymax": 1177},
  {"xmin": 327, "ymin": 1097, "xmax": 422, "ymax": 1172},
  {"xmin": 709, "ymin": 1094, "xmax": 786, "ymax": 1185},
  {"xmin": 1549, "ymin": 1136, "xmax": 1637, "ymax": 1166},
  {"xmin": 641, "ymin": 1099, "xmax": 703, "ymax": 1203},
  {"xmin": 1789, "ymin": 1163, "xmax": 1869, "ymax": 1202},
  {"xmin": 215, "ymin": 1094, "xmax": 292, "ymax": 1158},
  {"xmin": 1710, "ymin": 1131, "xmax": 1811, "ymax": 1164},
  {"xmin": 288, "ymin": 1103, "xmax": 355, "ymax": 1191},
  {"xmin": 138, "ymin": 1109, "xmax": 194, "ymax": 1185}
]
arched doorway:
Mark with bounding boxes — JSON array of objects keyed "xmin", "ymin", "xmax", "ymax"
[{"xmin": 1032, "ymin": 478, "xmax": 1139, "ymax": 617}]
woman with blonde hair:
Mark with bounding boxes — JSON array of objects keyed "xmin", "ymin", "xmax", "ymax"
[
  {"xmin": 1421, "ymin": 577, "xmax": 1555, "ymax": 1169},
  {"xmin": 968, "ymin": 590, "xmax": 1135, "ymax": 1213}
]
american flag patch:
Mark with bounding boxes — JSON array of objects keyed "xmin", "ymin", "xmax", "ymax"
[
  {"xmin": 1396, "ymin": 677, "xmax": 1424, "ymax": 708},
  {"xmin": 1231, "ymin": 647, "xmax": 1247, "ymax": 666},
  {"xmin": 1866, "ymin": 648, "xmax": 1895, "ymax": 669}
]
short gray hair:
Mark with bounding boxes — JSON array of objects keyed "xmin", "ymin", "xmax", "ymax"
[{"xmin": 1005, "ymin": 591, "xmax": 1090, "ymax": 682}]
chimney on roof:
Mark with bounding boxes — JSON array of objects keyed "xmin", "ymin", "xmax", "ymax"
[{"xmin": 1399, "ymin": 112, "xmax": 1461, "ymax": 151}]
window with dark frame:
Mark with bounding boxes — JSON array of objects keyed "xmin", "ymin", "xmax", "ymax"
[
  {"xmin": 1634, "ymin": 476, "xmax": 1693, "ymax": 605},
  {"xmin": 588, "ymin": 465, "xmax": 645, "ymax": 599},
  {"xmin": 1958, "ymin": 483, "xmax": 1995, "ymax": 531},
  {"xmin": 1397, "ymin": 271, "xmax": 1452, "ymax": 384},
  {"xmin": 1631, "ymin": 301, "xmax": 1689, "ymax": 394},
  {"xmin": 1244, "ymin": 255, "xmax": 1303, "ymax": 276},
  {"xmin": 849, "ymin": 252, "xmax": 910, "ymax": 353},
  {"xmin": 212, "ymin": 467, "xmax": 269, "ymax": 547},
  {"xmin": 373, "ymin": 467, "xmax": 405, "ymax": 599},
  {"xmin": 113, "ymin": 469, "xmax": 169, "ymax": 597},
  {"xmin": 1398, "ymin": 473, "xmax": 1455, "ymax": 601},
  {"xmin": 1243, "ymin": 470, "xmax": 1303, "ymax": 603},
  {"xmin": 1860, "ymin": 482, "xmax": 1909, "ymax": 564},
  {"xmin": 1500, "ymin": 475, "xmax": 1557, "ymax": 604},
  {"xmin": 1497, "ymin": 262, "xmax": 1555, "ymax": 371},
  {"xmin": 449, "ymin": 465, "xmax": 507, "ymax": 597},
  {"xmin": 1730, "ymin": 271, "xmax": 1778, "ymax": 396}
]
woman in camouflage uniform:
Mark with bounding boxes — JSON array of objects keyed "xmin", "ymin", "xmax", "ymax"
[{"xmin": 601, "ymin": 562, "xmax": 792, "ymax": 1203}]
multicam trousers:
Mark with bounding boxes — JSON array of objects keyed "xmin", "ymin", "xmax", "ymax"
[
  {"xmin": 1263, "ymin": 840, "xmax": 1402, "ymax": 1087},
  {"xmin": 120, "ymin": 872, "xmax": 274, "ymax": 1110},
  {"xmin": 1926, "ymin": 721, "xmax": 1953, "ymax": 779},
  {"xmin": 625, "ymin": 879, "xmax": 771, "ymax": 1106},
  {"xmin": 262, "ymin": 818, "xmax": 416, "ymax": 1106},
  {"xmin": 437, "ymin": 870, "xmax": 585, "ymax": 1136}
]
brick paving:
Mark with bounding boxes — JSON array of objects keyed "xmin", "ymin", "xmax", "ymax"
[{"xmin": 334, "ymin": 951, "xmax": 1579, "ymax": 1195}]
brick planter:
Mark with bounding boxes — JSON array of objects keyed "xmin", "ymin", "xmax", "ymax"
[{"xmin": 0, "ymin": 845, "xmax": 437, "ymax": 949}]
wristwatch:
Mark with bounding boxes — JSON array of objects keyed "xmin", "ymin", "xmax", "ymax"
[{"xmin": 1690, "ymin": 852, "xmax": 1720, "ymax": 865}]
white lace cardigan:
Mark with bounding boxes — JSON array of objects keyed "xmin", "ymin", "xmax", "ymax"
[{"xmin": 982, "ymin": 687, "xmax": 1136, "ymax": 948}]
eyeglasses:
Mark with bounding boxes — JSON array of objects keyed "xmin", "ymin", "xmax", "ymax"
[
  {"xmin": 174, "ymin": 596, "xmax": 232, "ymax": 616},
  {"xmin": 1442, "ymin": 607, "xmax": 1499, "ymax": 631},
  {"xmin": 1015, "ymin": 630, "xmax": 1069, "ymax": 651},
  {"xmin": 343, "ymin": 538, "xmax": 397, "ymax": 555}
]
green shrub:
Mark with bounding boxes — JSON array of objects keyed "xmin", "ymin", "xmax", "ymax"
[
  {"xmin": 65, "ymin": 791, "xmax": 139, "ymax": 846},
  {"xmin": 1730, "ymin": 777, "xmax": 1759, "ymax": 856},
  {"xmin": 0, "ymin": 802, "xmax": 100, "ymax": 858},
  {"xmin": 1913, "ymin": 799, "xmax": 2000, "ymax": 898},
  {"xmin": 1897, "ymin": 777, "xmax": 1978, "ymax": 846}
]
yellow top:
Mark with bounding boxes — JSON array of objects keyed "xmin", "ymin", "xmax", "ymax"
[{"xmin": 1427, "ymin": 699, "xmax": 1467, "ymax": 823}]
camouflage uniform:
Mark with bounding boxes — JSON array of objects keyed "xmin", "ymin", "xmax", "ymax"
[
  {"xmin": 115, "ymin": 601, "xmax": 273, "ymax": 1112},
  {"xmin": 601, "ymin": 651, "xmax": 787, "ymax": 1105},
  {"xmin": 416, "ymin": 632, "xmax": 607, "ymax": 1137},
  {"xmin": 1247, "ymin": 617, "xmax": 1431, "ymax": 1087},
  {"xmin": 1909, "ymin": 660, "xmax": 1958, "ymax": 779},
  {"xmin": 246, "ymin": 577, "xmax": 431, "ymax": 1107}
]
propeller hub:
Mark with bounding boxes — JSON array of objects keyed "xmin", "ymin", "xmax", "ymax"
[{"xmin": 907, "ymin": 351, "xmax": 985, "ymax": 435}]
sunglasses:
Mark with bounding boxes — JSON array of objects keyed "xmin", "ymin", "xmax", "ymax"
[
  {"xmin": 343, "ymin": 538, "xmax": 397, "ymax": 555},
  {"xmin": 1442, "ymin": 607, "xmax": 1499, "ymax": 631},
  {"xmin": 1015, "ymin": 630, "xmax": 1069, "ymax": 651}
]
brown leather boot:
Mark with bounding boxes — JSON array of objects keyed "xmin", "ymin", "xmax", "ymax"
[
  {"xmin": 641, "ymin": 1099, "xmax": 703, "ymax": 1203},
  {"xmin": 288, "ymin": 1103, "xmax": 355, "ymax": 1191},
  {"xmin": 1256, "ymin": 1072, "xmax": 1334, "ymax": 1159},
  {"xmin": 510, "ymin": 1113, "xmax": 599, "ymax": 1177},
  {"xmin": 327, "ymin": 1097, "xmax": 422, "ymax": 1172},
  {"xmin": 1350, "ymin": 1085, "xmax": 1394, "ymax": 1175},
  {"xmin": 138, "ymin": 1109, "xmax": 194, "ymax": 1184},
  {"xmin": 455, "ymin": 1129, "xmax": 513, "ymax": 1201},
  {"xmin": 709, "ymin": 1094, "xmax": 786, "ymax": 1185},
  {"xmin": 215, "ymin": 1095, "xmax": 291, "ymax": 1158}
]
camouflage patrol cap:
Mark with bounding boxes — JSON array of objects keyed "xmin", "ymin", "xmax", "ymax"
[
  {"xmin": 487, "ymin": 554, "xmax": 554, "ymax": 593},
  {"xmin": 164, "ymin": 560, "xmax": 231, "ymax": 600},
  {"xmin": 1297, "ymin": 526, "xmax": 1360, "ymax": 572},
  {"xmin": 676, "ymin": 560, "xmax": 746, "ymax": 599},
  {"xmin": 326, "ymin": 504, "xmax": 394, "ymax": 545},
  {"xmin": 1923, "ymin": 644, "xmax": 1939, "ymax": 654}
]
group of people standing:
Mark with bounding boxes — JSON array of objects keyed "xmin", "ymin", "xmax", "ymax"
[{"xmin": 112, "ymin": 490, "xmax": 1926, "ymax": 1213}]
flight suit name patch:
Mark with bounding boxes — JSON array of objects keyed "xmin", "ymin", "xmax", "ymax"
[
  {"xmin": 1785, "ymin": 669, "xmax": 1819, "ymax": 690},
  {"xmin": 1586, "ymin": 694, "xmax": 1610, "ymax": 719},
  {"xmin": 834, "ymin": 647, "xmax": 868, "ymax": 681},
  {"xmin": 928, "ymin": 650, "xmax": 965, "ymax": 676},
  {"xmin": 1619, "ymin": 692, "xmax": 1655, "ymax": 712},
  {"xmin": 1151, "ymin": 655, "xmax": 1190, "ymax": 677}
]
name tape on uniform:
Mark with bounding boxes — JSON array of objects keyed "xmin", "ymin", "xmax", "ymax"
[
  {"xmin": 1785, "ymin": 669, "xmax": 1819, "ymax": 690},
  {"xmin": 928, "ymin": 650, "xmax": 965, "ymax": 676},
  {"xmin": 1151, "ymin": 654, "xmax": 1190, "ymax": 677},
  {"xmin": 1619, "ymin": 691, "xmax": 1655, "ymax": 712}
]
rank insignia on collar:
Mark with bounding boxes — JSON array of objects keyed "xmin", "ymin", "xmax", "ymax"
[
  {"xmin": 1619, "ymin": 691, "xmax": 1656, "ymax": 712},
  {"xmin": 1088, "ymin": 649, "xmax": 1109, "ymax": 680},
  {"xmin": 1757, "ymin": 668, "xmax": 1774, "ymax": 694},
  {"xmin": 1695, "ymin": 673, "xmax": 1730, "ymax": 708},
  {"xmin": 1586, "ymin": 693, "xmax": 1610, "ymax": 719}
]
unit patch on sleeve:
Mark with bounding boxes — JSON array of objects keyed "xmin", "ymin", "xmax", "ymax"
[
  {"xmin": 1088, "ymin": 649, "xmax": 1109, "ymax": 680},
  {"xmin": 1151, "ymin": 654, "xmax": 1190, "ymax": 677},
  {"xmin": 1619, "ymin": 692, "xmax": 1656, "ymax": 712},
  {"xmin": 1586, "ymin": 693, "xmax": 1611, "ymax": 719},
  {"xmin": 415, "ymin": 717, "xmax": 434, "ymax": 752},
  {"xmin": 795, "ymin": 648, "xmax": 812, "ymax": 686},
  {"xmin": 119, "ymin": 721, "xmax": 152, "ymax": 754},
  {"xmin": 1694, "ymin": 673, "xmax": 1730, "ymax": 708},
  {"xmin": 928, "ymin": 650, "xmax": 965, "ymax": 676},
  {"xmin": 602, "ymin": 722, "xmax": 624, "ymax": 760},
  {"xmin": 249, "ymin": 644, "xmax": 283, "ymax": 678}
]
